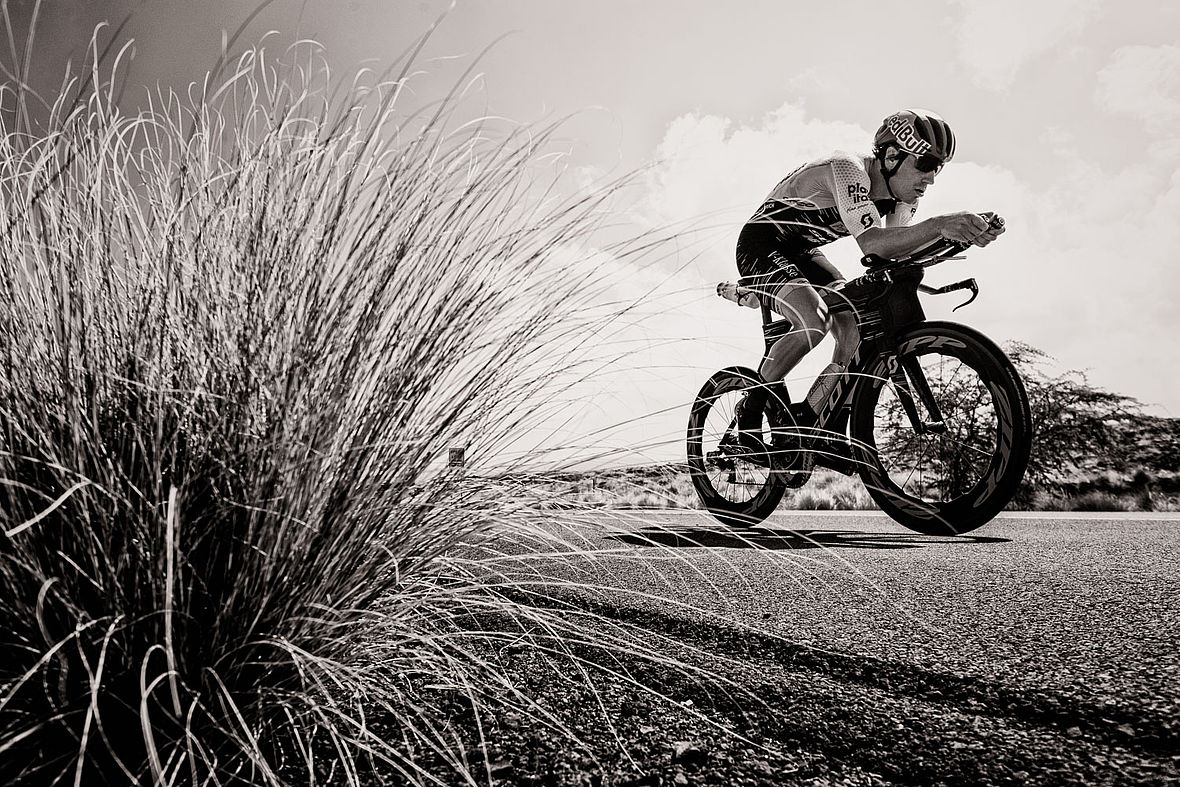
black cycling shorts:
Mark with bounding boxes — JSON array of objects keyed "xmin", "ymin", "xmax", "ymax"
[{"xmin": 735, "ymin": 222, "xmax": 842, "ymax": 295}]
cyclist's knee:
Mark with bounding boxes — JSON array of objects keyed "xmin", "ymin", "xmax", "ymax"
[
  {"xmin": 802, "ymin": 315, "xmax": 830, "ymax": 350},
  {"xmin": 828, "ymin": 311, "xmax": 858, "ymax": 363},
  {"xmin": 781, "ymin": 288, "xmax": 829, "ymax": 349},
  {"xmin": 830, "ymin": 309, "xmax": 857, "ymax": 338}
]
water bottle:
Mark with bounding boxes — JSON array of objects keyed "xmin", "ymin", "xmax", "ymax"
[
  {"xmin": 717, "ymin": 282, "xmax": 760, "ymax": 309},
  {"xmin": 805, "ymin": 362, "xmax": 846, "ymax": 413}
]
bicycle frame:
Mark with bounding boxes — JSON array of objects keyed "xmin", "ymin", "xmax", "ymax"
[
  {"xmin": 750, "ymin": 244, "xmax": 980, "ymax": 446},
  {"xmin": 695, "ymin": 214, "xmax": 1029, "ymax": 532}
]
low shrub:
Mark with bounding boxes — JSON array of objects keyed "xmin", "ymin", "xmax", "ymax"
[{"xmin": 1069, "ymin": 492, "xmax": 1137, "ymax": 512}]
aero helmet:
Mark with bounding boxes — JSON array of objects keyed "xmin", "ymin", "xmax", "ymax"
[{"xmin": 873, "ymin": 109, "xmax": 956, "ymax": 162}]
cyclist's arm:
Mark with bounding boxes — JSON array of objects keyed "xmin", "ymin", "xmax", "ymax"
[
  {"xmin": 826, "ymin": 155, "xmax": 1003, "ymax": 258},
  {"xmin": 857, "ymin": 212, "xmax": 995, "ymax": 259}
]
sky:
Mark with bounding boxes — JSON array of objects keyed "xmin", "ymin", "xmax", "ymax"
[{"xmin": 11, "ymin": 0, "xmax": 1180, "ymax": 466}]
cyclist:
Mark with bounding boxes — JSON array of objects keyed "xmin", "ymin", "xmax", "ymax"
[{"xmin": 734, "ymin": 109, "xmax": 1005, "ymax": 445}]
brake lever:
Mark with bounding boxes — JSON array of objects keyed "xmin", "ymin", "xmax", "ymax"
[
  {"xmin": 918, "ymin": 277, "xmax": 979, "ymax": 311},
  {"xmin": 952, "ymin": 279, "xmax": 979, "ymax": 311}
]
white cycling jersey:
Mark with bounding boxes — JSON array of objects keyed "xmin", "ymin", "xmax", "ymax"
[{"xmin": 746, "ymin": 151, "xmax": 917, "ymax": 250}]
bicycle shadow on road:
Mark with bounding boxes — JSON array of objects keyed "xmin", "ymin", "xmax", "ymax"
[{"xmin": 606, "ymin": 525, "xmax": 1009, "ymax": 551}]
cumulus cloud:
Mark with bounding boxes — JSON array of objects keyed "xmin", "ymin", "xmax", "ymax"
[
  {"xmin": 636, "ymin": 101, "xmax": 1180, "ymax": 418},
  {"xmin": 952, "ymin": 0, "xmax": 1099, "ymax": 90},
  {"xmin": 644, "ymin": 103, "xmax": 869, "ymax": 226},
  {"xmin": 530, "ymin": 95, "xmax": 1180, "ymax": 468},
  {"xmin": 637, "ymin": 102, "xmax": 872, "ymax": 287},
  {"xmin": 1096, "ymin": 45, "xmax": 1180, "ymax": 133}
]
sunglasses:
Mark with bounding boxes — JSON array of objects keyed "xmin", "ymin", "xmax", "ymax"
[{"xmin": 911, "ymin": 153, "xmax": 945, "ymax": 173}]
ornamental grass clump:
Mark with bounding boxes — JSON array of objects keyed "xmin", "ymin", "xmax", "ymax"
[{"xmin": 0, "ymin": 24, "xmax": 683, "ymax": 785}]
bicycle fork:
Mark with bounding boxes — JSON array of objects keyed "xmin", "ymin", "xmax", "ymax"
[{"xmin": 889, "ymin": 354, "xmax": 947, "ymax": 435}]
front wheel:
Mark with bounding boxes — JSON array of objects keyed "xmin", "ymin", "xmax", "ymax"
[
  {"xmin": 686, "ymin": 367, "xmax": 786, "ymax": 527},
  {"xmin": 850, "ymin": 322, "xmax": 1032, "ymax": 535}
]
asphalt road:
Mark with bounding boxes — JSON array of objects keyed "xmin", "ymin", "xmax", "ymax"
[{"xmin": 495, "ymin": 510, "xmax": 1180, "ymax": 785}]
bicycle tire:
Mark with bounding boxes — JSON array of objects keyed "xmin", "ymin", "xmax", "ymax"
[
  {"xmin": 849, "ymin": 322, "xmax": 1032, "ymax": 535},
  {"xmin": 686, "ymin": 366, "xmax": 787, "ymax": 527}
]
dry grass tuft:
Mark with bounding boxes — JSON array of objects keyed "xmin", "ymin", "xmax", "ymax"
[{"xmin": 0, "ymin": 20, "xmax": 736, "ymax": 786}]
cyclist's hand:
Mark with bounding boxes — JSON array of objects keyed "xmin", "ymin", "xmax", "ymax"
[
  {"xmin": 972, "ymin": 212, "xmax": 1006, "ymax": 247},
  {"xmin": 935, "ymin": 212, "xmax": 992, "ymax": 245}
]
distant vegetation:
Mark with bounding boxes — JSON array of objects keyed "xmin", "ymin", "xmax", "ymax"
[{"xmin": 1007, "ymin": 341, "xmax": 1179, "ymax": 512}]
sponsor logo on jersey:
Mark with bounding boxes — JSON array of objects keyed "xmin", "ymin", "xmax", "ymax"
[
  {"xmin": 847, "ymin": 183, "xmax": 870, "ymax": 204},
  {"xmin": 860, "ymin": 213, "xmax": 876, "ymax": 229},
  {"xmin": 885, "ymin": 114, "xmax": 932, "ymax": 156}
]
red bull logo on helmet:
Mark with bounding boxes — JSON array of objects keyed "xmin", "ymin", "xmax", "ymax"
[{"xmin": 885, "ymin": 113, "xmax": 933, "ymax": 156}]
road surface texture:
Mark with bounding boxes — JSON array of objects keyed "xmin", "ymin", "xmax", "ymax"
[{"xmin": 457, "ymin": 511, "xmax": 1180, "ymax": 787}]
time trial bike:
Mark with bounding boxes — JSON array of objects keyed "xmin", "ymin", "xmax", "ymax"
[{"xmin": 686, "ymin": 233, "xmax": 1032, "ymax": 535}]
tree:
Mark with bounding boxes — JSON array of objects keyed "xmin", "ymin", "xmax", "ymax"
[{"xmin": 1003, "ymin": 341, "xmax": 1144, "ymax": 492}]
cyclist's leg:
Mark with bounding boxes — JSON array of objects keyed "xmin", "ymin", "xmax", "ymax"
[
  {"xmin": 760, "ymin": 249, "xmax": 841, "ymax": 381},
  {"xmin": 770, "ymin": 250, "xmax": 866, "ymax": 419},
  {"xmin": 759, "ymin": 276, "xmax": 826, "ymax": 381},
  {"xmin": 801, "ymin": 250, "xmax": 860, "ymax": 367},
  {"xmin": 735, "ymin": 235, "xmax": 812, "ymax": 438},
  {"xmin": 731, "ymin": 249, "xmax": 828, "ymax": 442}
]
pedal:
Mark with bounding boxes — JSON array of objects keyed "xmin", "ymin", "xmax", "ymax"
[
  {"xmin": 813, "ymin": 452, "xmax": 856, "ymax": 476},
  {"xmin": 716, "ymin": 433, "xmax": 772, "ymax": 468},
  {"xmin": 705, "ymin": 449, "xmax": 735, "ymax": 472},
  {"xmin": 776, "ymin": 448, "xmax": 814, "ymax": 488}
]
